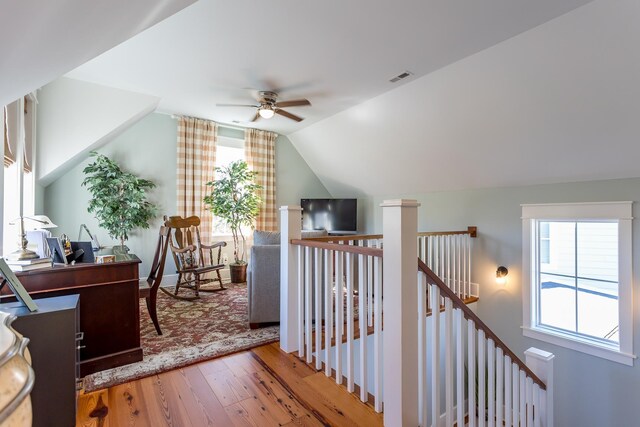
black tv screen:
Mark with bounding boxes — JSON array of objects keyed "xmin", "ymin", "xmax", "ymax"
[{"xmin": 301, "ymin": 199, "xmax": 357, "ymax": 233}]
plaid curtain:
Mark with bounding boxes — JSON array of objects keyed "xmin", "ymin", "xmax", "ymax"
[
  {"xmin": 244, "ymin": 128, "xmax": 277, "ymax": 231},
  {"xmin": 176, "ymin": 117, "xmax": 217, "ymax": 243}
]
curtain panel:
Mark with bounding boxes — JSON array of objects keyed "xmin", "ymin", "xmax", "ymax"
[
  {"xmin": 244, "ymin": 128, "xmax": 277, "ymax": 231},
  {"xmin": 176, "ymin": 117, "xmax": 217, "ymax": 243},
  {"xmin": 3, "ymin": 97, "xmax": 34, "ymax": 172}
]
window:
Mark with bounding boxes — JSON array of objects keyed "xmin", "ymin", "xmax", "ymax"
[
  {"xmin": 522, "ymin": 202, "xmax": 634, "ymax": 365},
  {"xmin": 211, "ymin": 136, "xmax": 245, "ymax": 236}
]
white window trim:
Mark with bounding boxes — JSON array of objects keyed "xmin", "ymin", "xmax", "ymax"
[{"xmin": 521, "ymin": 201, "xmax": 635, "ymax": 366}]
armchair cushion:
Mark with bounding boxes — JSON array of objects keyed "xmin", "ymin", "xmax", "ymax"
[{"xmin": 254, "ymin": 231, "xmax": 280, "ymax": 245}]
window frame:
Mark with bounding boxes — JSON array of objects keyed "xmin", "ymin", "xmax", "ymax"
[{"xmin": 521, "ymin": 202, "xmax": 635, "ymax": 366}]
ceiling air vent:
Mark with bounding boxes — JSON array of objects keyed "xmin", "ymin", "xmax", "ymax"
[{"xmin": 389, "ymin": 71, "xmax": 413, "ymax": 83}]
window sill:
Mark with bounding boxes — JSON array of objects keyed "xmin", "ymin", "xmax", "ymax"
[{"xmin": 522, "ymin": 326, "xmax": 636, "ymax": 366}]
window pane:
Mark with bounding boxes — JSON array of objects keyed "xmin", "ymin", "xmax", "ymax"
[
  {"xmin": 576, "ymin": 222, "xmax": 618, "ymax": 282},
  {"xmin": 211, "ymin": 145, "xmax": 246, "ymax": 236},
  {"xmin": 539, "ymin": 273, "xmax": 576, "ymax": 332},
  {"xmin": 577, "ymin": 278, "xmax": 619, "ymax": 342},
  {"xmin": 540, "ymin": 222, "xmax": 575, "ymax": 277}
]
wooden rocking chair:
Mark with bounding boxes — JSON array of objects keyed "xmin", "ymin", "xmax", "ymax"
[
  {"xmin": 161, "ymin": 215, "xmax": 227, "ymax": 300},
  {"xmin": 141, "ymin": 225, "xmax": 171, "ymax": 335}
]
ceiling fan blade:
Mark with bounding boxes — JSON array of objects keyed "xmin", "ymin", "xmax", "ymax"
[
  {"xmin": 216, "ymin": 103, "xmax": 259, "ymax": 108},
  {"xmin": 275, "ymin": 109, "xmax": 304, "ymax": 122},
  {"xmin": 275, "ymin": 99, "xmax": 311, "ymax": 108},
  {"xmin": 251, "ymin": 111, "xmax": 260, "ymax": 122}
]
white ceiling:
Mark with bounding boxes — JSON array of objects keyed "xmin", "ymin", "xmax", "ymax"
[
  {"xmin": 289, "ymin": 0, "xmax": 640, "ymax": 197},
  {"xmin": 0, "ymin": 0, "xmax": 195, "ymax": 108},
  {"xmin": 66, "ymin": 0, "xmax": 592, "ymax": 135}
]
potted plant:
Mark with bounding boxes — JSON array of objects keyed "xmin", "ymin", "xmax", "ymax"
[
  {"xmin": 204, "ymin": 160, "xmax": 262, "ymax": 283},
  {"xmin": 82, "ymin": 152, "xmax": 158, "ymax": 253}
]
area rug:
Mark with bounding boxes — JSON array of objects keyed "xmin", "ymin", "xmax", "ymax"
[{"xmin": 82, "ymin": 283, "xmax": 279, "ymax": 392}]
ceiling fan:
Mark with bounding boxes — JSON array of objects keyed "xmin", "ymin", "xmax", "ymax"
[{"xmin": 217, "ymin": 91, "xmax": 311, "ymax": 122}]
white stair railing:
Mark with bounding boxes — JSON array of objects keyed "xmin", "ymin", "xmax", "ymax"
[
  {"xmin": 279, "ymin": 202, "xmax": 554, "ymax": 427},
  {"xmin": 418, "ymin": 261, "xmax": 554, "ymax": 427}
]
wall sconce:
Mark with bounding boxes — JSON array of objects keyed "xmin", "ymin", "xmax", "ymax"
[{"xmin": 496, "ymin": 266, "xmax": 508, "ymax": 285}]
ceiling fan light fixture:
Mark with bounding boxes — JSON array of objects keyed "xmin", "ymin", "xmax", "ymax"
[{"xmin": 258, "ymin": 105, "xmax": 275, "ymax": 119}]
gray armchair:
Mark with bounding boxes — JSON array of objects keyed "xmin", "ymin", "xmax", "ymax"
[{"xmin": 248, "ymin": 229, "xmax": 327, "ymax": 328}]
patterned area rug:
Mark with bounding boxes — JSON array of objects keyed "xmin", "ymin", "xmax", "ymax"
[{"xmin": 82, "ymin": 283, "xmax": 279, "ymax": 392}]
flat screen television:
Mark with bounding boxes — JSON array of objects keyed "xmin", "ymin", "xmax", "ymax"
[{"xmin": 301, "ymin": 198, "xmax": 357, "ymax": 233}]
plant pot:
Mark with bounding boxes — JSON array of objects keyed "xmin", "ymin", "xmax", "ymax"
[{"xmin": 230, "ymin": 264, "xmax": 247, "ymax": 283}]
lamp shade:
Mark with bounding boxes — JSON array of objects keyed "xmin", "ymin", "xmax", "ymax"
[{"xmin": 25, "ymin": 215, "xmax": 57, "ymax": 229}]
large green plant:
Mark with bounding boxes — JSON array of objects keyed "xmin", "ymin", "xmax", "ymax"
[
  {"xmin": 82, "ymin": 152, "xmax": 158, "ymax": 248},
  {"xmin": 203, "ymin": 160, "xmax": 262, "ymax": 265}
]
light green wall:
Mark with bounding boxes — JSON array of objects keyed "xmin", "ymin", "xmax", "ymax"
[
  {"xmin": 43, "ymin": 113, "xmax": 177, "ymax": 276},
  {"xmin": 363, "ymin": 177, "xmax": 640, "ymax": 427},
  {"xmin": 42, "ymin": 113, "xmax": 330, "ymax": 276}
]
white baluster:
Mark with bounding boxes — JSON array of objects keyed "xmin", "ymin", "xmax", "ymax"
[
  {"xmin": 298, "ymin": 246, "xmax": 305, "ymax": 357},
  {"xmin": 314, "ymin": 248, "xmax": 322, "ymax": 370},
  {"xmin": 418, "ymin": 273, "xmax": 427, "ymax": 427},
  {"xmin": 358, "ymin": 253, "xmax": 368, "ymax": 402},
  {"xmin": 456, "ymin": 308, "xmax": 465, "ymax": 427},
  {"xmin": 478, "ymin": 330, "xmax": 486, "ymax": 427},
  {"xmin": 533, "ymin": 384, "xmax": 541, "ymax": 427},
  {"xmin": 452, "ymin": 233, "xmax": 457, "ymax": 297},
  {"xmin": 430, "ymin": 285, "xmax": 441, "ymax": 427},
  {"xmin": 324, "ymin": 249, "xmax": 333, "ymax": 377},
  {"xmin": 446, "ymin": 234, "xmax": 451, "ymax": 290},
  {"xmin": 346, "ymin": 252, "xmax": 354, "ymax": 392},
  {"xmin": 335, "ymin": 251, "xmax": 344, "ymax": 385},
  {"xmin": 496, "ymin": 348, "xmax": 504, "ymax": 427},
  {"xmin": 504, "ymin": 355, "xmax": 512, "ymax": 427},
  {"xmin": 462, "ymin": 234, "xmax": 467, "ymax": 299},
  {"xmin": 305, "ymin": 247, "xmax": 313, "ymax": 363},
  {"xmin": 445, "ymin": 298, "xmax": 454, "ymax": 426},
  {"xmin": 373, "ymin": 256, "xmax": 383, "ymax": 412},
  {"xmin": 526, "ymin": 377, "xmax": 534, "ymax": 427},
  {"xmin": 468, "ymin": 319, "xmax": 477, "ymax": 427},
  {"xmin": 520, "ymin": 370, "xmax": 526, "ymax": 427},
  {"xmin": 368, "ymin": 253, "xmax": 373, "ymax": 327},
  {"xmin": 512, "ymin": 364, "xmax": 519, "ymax": 425},
  {"xmin": 468, "ymin": 233, "xmax": 472, "ymax": 298},
  {"xmin": 487, "ymin": 339, "xmax": 495, "ymax": 427}
]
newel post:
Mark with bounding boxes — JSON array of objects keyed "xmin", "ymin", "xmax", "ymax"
[
  {"xmin": 525, "ymin": 347, "xmax": 555, "ymax": 427},
  {"xmin": 382, "ymin": 199, "xmax": 420, "ymax": 426},
  {"xmin": 280, "ymin": 206, "xmax": 302, "ymax": 353}
]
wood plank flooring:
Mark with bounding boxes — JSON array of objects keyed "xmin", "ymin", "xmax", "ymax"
[{"xmin": 77, "ymin": 343, "xmax": 383, "ymax": 427}]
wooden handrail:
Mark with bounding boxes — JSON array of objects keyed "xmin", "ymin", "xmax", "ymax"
[
  {"xmin": 290, "ymin": 239, "xmax": 383, "ymax": 257},
  {"xmin": 301, "ymin": 226, "xmax": 477, "ymax": 243},
  {"xmin": 418, "ymin": 259, "xmax": 546, "ymax": 390}
]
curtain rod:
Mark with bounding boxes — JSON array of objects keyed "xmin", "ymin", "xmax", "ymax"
[{"xmin": 169, "ymin": 113, "xmax": 278, "ymax": 137}]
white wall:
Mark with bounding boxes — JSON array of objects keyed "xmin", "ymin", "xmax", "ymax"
[
  {"xmin": 0, "ymin": 0, "xmax": 194, "ymax": 107},
  {"xmin": 37, "ymin": 78, "xmax": 160, "ymax": 185},
  {"xmin": 362, "ymin": 177, "xmax": 640, "ymax": 427}
]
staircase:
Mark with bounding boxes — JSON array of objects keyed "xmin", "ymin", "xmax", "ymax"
[{"xmin": 279, "ymin": 201, "xmax": 555, "ymax": 427}]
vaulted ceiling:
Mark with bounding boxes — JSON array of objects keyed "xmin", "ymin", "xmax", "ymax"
[
  {"xmin": 289, "ymin": 0, "xmax": 640, "ymax": 196},
  {"xmin": 0, "ymin": 0, "xmax": 195, "ymax": 107},
  {"xmin": 66, "ymin": 0, "xmax": 593, "ymax": 135}
]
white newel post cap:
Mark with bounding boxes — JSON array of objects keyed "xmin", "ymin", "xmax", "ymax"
[
  {"xmin": 524, "ymin": 347, "xmax": 554, "ymax": 362},
  {"xmin": 380, "ymin": 199, "xmax": 421, "ymax": 208}
]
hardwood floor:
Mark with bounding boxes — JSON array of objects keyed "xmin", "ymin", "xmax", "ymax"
[{"xmin": 76, "ymin": 343, "xmax": 383, "ymax": 427}]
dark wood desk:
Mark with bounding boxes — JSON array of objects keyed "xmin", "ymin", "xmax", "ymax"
[{"xmin": 0, "ymin": 257, "xmax": 142, "ymax": 376}]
